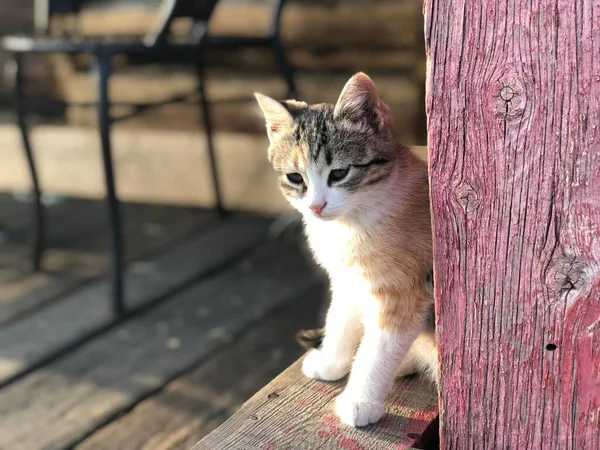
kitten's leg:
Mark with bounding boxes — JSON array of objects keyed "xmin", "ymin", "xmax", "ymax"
[
  {"xmin": 409, "ymin": 330, "xmax": 438, "ymax": 383},
  {"xmin": 396, "ymin": 330, "xmax": 438, "ymax": 382},
  {"xmin": 396, "ymin": 345, "xmax": 418, "ymax": 378},
  {"xmin": 302, "ymin": 282, "xmax": 361, "ymax": 381},
  {"xmin": 335, "ymin": 301, "xmax": 425, "ymax": 427}
]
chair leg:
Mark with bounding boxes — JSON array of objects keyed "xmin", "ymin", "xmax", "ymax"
[
  {"xmin": 272, "ymin": 37, "xmax": 297, "ymax": 99},
  {"xmin": 94, "ymin": 53, "xmax": 125, "ymax": 316},
  {"xmin": 194, "ymin": 54, "xmax": 225, "ymax": 217},
  {"xmin": 11, "ymin": 53, "xmax": 45, "ymax": 271}
]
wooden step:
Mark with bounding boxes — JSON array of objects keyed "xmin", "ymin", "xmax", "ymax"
[{"xmin": 193, "ymin": 359, "xmax": 438, "ymax": 450}]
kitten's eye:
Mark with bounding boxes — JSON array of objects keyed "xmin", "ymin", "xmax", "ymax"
[
  {"xmin": 286, "ymin": 173, "xmax": 304, "ymax": 185},
  {"xmin": 328, "ymin": 168, "xmax": 350, "ymax": 183}
]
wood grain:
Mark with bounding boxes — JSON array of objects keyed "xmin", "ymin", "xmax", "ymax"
[
  {"xmin": 76, "ymin": 283, "xmax": 327, "ymax": 450},
  {"xmin": 194, "ymin": 361, "xmax": 437, "ymax": 450},
  {"xmin": 0, "ymin": 216, "xmax": 270, "ymax": 385},
  {"xmin": 0, "ymin": 240, "xmax": 322, "ymax": 450},
  {"xmin": 425, "ymin": 0, "xmax": 600, "ymax": 447}
]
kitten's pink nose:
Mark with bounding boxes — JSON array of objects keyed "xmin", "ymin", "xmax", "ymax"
[{"xmin": 309, "ymin": 202, "xmax": 327, "ymax": 215}]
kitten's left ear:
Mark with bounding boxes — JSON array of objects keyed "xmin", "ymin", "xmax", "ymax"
[
  {"xmin": 333, "ymin": 72, "xmax": 393, "ymax": 129},
  {"xmin": 254, "ymin": 93, "xmax": 294, "ymax": 141}
]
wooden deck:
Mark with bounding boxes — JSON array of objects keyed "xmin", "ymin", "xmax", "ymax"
[
  {"xmin": 194, "ymin": 361, "xmax": 438, "ymax": 450},
  {"xmin": 0, "ymin": 194, "xmax": 331, "ymax": 449}
]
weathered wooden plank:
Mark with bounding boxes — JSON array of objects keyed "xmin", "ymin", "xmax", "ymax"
[
  {"xmin": 0, "ymin": 126, "xmax": 293, "ymax": 213},
  {"xmin": 0, "ymin": 203, "xmax": 213, "ymax": 324},
  {"xmin": 195, "ymin": 362, "xmax": 438, "ymax": 450},
  {"xmin": 0, "ymin": 216, "xmax": 270, "ymax": 385},
  {"xmin": 62, "ymin": 72, "xmax": 418, "ymax": 135},
  {"xmin": 425, "ymin": 0, "xmax": 600, "ymax": 447},
  {"xmin": 77, "ymin": 1, "xmax": 419, "ymax": 51},
  {"xmin": 0, "ymin": 240, "xmax": 322, "ymax": 450},
  {"xmin": 0, "ymin": 198, "xmax": 106, "ymax": 250},
  {"xmin": 76, "ymin": 283, "xmax": 327, "ymax": 450}
]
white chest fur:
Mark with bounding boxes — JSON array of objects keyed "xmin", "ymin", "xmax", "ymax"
[{"xmin": 304, "ymin": 218, "xmax": 365, "ymax": 274}]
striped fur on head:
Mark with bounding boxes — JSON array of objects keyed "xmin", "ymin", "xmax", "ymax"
[{"xmin": 255, "ymin": 73, "xmax": 402, "ymax": 223}]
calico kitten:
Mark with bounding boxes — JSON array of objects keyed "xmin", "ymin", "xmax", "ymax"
[{"xmin": 255, "ymin": 72, "xmax": 438, "ymax": 427}]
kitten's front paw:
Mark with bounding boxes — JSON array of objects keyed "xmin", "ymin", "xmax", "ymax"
[
  {"xmin": 335, "ymin": 392, "xmax": 385, "ymax": 427},
  {"xmin": 301, "ymin": 350, "xmax": 350, "ymax": 381}
]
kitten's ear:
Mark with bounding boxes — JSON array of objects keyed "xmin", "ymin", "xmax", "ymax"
[
  {"xmin": 334, "ymin": 72, "xmax": 392, "ymax": 128},
  {"xmin": 254, "ymin": 93, "xmax": 294, "ymax": 140}
]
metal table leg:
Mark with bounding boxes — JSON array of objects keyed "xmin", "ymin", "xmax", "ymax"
[
  {"xmin": 94, "ymin": 52, "xmax": 125, "ymax": 316},
  {"xmin": 11, "ymin": 53, "xmax": 45, "ymax": 271}
]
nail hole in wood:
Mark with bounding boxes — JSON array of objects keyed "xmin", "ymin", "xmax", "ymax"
[
  {"xmin": 546, "ymin": 343, "xmax": 557, "ymax": 351},
  {"xmin": 268, "ymin": 392, "xmax": 279, "ymax": 399}
]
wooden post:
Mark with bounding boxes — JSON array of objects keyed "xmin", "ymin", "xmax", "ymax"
[{"xmin": 425, "ymin": 0, "xmax": 600, "ymax": 448}]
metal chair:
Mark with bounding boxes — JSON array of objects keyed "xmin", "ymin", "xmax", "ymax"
[{"xmin": 1, "ymin": 0, "xmax": 297, "ymax": 316}]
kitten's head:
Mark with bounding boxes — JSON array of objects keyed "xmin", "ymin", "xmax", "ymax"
[{"xmin": 255, "ymin": 72, "xmax": 401, "ymax": 223}]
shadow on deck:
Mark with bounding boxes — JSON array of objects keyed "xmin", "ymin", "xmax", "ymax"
[{"xmin": 0, "ymin": 193, "xmax": 328, "ymax": 449}]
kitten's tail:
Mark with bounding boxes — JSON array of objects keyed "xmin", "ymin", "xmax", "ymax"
[{"xmin": 295, "ymin": 328, "xmax": 324, "ymax": 350}]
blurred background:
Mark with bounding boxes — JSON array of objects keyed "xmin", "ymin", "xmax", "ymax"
[{"xmin": 0, "ymin": 1, "xmax": 426, "ymax": 448}]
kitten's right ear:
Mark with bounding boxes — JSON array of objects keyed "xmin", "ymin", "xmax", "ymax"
[
  {"xmin": 334, "ymin": 72, "xmax": 379, "ymax": 122},
  {"xmin": 254, "ymin": 93, "xmax": 294, "ymax": 140}
]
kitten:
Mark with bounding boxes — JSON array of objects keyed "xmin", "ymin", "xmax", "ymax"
[{"xmin": 255, "ymin": 72, "xmax": 438, "ymax": 427}]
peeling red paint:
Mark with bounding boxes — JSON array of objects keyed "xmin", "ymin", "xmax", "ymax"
[
  {"xmin": 427, "ymin": 0, "xmax": 600, "ymax": 445},
  {"xmin": 317, "ymin": 430, "xmax": 329, "ymax": 438}
]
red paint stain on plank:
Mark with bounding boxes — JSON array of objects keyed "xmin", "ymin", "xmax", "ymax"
[
  {"xmin": 317, "ymin": 429, "xmax": 329, "ymax": 438},
  {"xmin": 378, "ymin": 417, "xmax": 392, "ymax": 429},
  {"xmin": 296, "ymin": 398, "xmax": 309, "ymax": 408},
  {"xmin": 408, "ymin": 406, "xmax": 438, "ymax": 421},
  {"xmin": 396, "ymin": 441, "xmax": 412, "ymax": 450},
  {"xmin": 338, "ymin": 437, "xmax": 365, "ymax": 450},
  {"xmin": 329, "ymin": 425, "xmax": 341, "ymax": 436},
  {"xmin": 315, "ymin": 384, "xmax": 338, "ymax": 396},
  {"xmin": 322, "ymin": 415, "xmax": 340, "ymax": 425},
  {"xmin": 261, "ymin": 443, "xmax": 276, "ymax": 450}
]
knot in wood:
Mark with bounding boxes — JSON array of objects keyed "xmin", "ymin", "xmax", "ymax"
[
  {"xmin": 544, "ymin": 254, "xmax": 589, "ymax": 302},
  {"xmin": 500, "ymin": 86, "xmax": 515, "ymax": 101},
  {"xmin": 455, "ymin": 181, "xmax": 480, "ymax": 213},
  {"xmin": 491, "ymin": 76, "xmax": 526, "ymax": 119}
]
